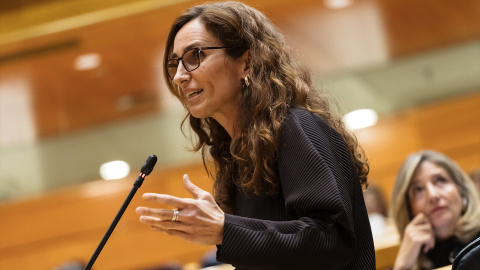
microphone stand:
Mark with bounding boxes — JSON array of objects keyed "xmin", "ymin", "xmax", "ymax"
[{"xmin": 85, "ymin": 155, "xmax": 157, "ymax": 270}]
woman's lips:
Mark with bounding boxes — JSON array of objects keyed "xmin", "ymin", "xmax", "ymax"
[
  {"xmin": 430, "ymin": 206, "xmax": 446, "ymax": 215},
  {"xmin": 185, "ymin": 89, "xmax": 203, "ymax": 99}
]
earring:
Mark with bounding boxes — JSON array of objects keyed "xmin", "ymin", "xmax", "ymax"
[
  {"xmin": 244, "ymin": 75, "xmax": 251, "ymax": 87},
  {"xmin": 462, "ymin": 197, "xmax": 468, "ymax": 213}
]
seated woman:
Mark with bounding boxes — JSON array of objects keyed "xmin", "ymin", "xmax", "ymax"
[{"xmin": 390, "ymin": 150, "xmax": 480, "ymax": 269}]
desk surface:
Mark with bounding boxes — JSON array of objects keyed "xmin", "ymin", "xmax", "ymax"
[
  {"xmin": 372, "ymin": 218, "xmax": 400, "ymax": 270},
  {"xmin": 435, "ymin": 265, "xmax": 452, "ymax": 270}
]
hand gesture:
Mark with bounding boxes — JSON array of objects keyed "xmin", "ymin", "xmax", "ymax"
[
  {"xmin": 136, "ymin": 174, "xmax": 224, "ymax": 245},
  {"xmin": 393, "ymin": 213, "xmax": 435, "ymax": 270}
]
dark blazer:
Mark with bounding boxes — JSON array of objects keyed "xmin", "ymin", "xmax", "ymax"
[{"xmin": 217, "ymin": 107, "xmax": 375, "ymax": 269}]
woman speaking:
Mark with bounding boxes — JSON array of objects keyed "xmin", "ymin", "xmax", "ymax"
[{"xmin": 136, "ymin": 2, "xmax": 375, "ymax": 269}]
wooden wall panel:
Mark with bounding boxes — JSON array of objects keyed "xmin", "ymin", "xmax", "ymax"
[
  {"xmin": 413, "ymin": 94, "xmax": 480, "ymax": 151},
  {"xmin": 356, "ymin": 113, "xmax": 422, "ymax": 203}
]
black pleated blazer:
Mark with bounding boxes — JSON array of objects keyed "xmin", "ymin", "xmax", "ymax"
[{"xmin": 217, "ymin": 107, "xmax": 375, "ymax": 270}]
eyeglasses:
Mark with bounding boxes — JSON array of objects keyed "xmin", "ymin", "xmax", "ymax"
[{"xmin": 166, "ymin": 46, "xmax": 235, "ymax": 80}]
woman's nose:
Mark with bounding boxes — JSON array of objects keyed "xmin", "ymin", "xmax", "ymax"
[
  {"xmin": 173, "ymin": 61, "xmax": 190, "ymax": 85},
  {"xmin": 426, "ymin": 183, "xmax": 440, "ymax": 202}
]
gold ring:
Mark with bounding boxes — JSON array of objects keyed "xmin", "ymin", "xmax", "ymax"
[{"xmin": 171, "ymin": 209, "xmax": 179, "ymax": 222}]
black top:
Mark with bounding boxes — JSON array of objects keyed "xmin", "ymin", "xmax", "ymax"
[
  {"xmin": 216, "ymin": 107, "xmax": 375, "ymax": 270},
  {"xmin": 427, "ymin": 233, "xmax": 480, "ymax": 269}
]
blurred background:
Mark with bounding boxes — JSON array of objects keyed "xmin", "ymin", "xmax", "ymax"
[{"xmin": 0, "ymin": 0, "xmax": 479, "ymax": 269}]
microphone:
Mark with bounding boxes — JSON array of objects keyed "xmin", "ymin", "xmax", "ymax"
[
  {"xmin": 135, "ymin": 154, "xmax": 158, "ymax": 188},
  {"xmin": 85, "ymin": 154, "xmax": 157, "ymax": 270}
]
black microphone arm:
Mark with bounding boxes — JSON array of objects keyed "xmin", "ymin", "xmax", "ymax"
[{"xmin": 85, "ymin": 154, "xmax": 157, "ymax": 270}]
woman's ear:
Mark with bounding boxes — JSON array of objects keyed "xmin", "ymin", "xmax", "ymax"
[{"xmin": 240, "ymin": 49, "xmax": 251, "ymax": 76}]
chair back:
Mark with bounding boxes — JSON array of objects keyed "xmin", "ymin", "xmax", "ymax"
[{"xmin": 452, "ymin": 236, "xmax": 480, "ymax": 270}]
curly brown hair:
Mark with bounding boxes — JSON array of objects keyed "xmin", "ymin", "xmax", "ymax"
[{"xmin": 163, "ymin": 1, "xmax": 369, "ymax": 213}]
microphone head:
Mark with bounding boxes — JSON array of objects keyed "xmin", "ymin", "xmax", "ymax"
[{"xmin": 140, "ymin": 154, "xmax": 157, "ymax": 176}]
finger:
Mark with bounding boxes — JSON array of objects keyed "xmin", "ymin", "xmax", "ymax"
[
  {"xmin": 139, "ymin": 215, "xmax": 161, "ymax": 226},
  {"xmin": 414, "ymin": 232, "xmax": 434, "ymax": 253},
  {"xmin": 148, "ymin": 225, "xmax": 191, "ymax": 241},
  {"xmin": 423, "ymin": 243, "xmax": 433, "ymax": 253},
  {"xmin": 423, "ymin": 238, "xmax": 435, "ymax": 253},
  {"xmin": 142, "ymin": 193, "xmax": 187, "ymax": 209},
  {"xmin": 411, "ymin": 213, "xmax": 429, "ymax": 224},
  {"xmin": 183, "ymin": 174, "xmax": 217, "ymax": 205},
  {"xmin": 136, "ymin": 207, "xmax": 177, "ymax": 221},
  {"xmin": 140, "ymin": 215, "xmax": 191, "ymax": 231},
  {"xmin": 140, "ymin": 215, "xmax": 179, "ymax": 226},
  {"xmin": 183, "ymin": 174, "xmax": 206, "ymax": 199},
  {"xmin": 422, "ymin": 244, "xmax": 429, "ymax": 253},
  {"xmin": 150, "ymin": 225, "xmax": 167, "ymax": 232},
  {"xmin": 415, "ymin": 223, "xmax": 434, "ymax": 232},
  {"xmin": 156, "ymin": 220, "xmax": 191, "ymax": 231}
]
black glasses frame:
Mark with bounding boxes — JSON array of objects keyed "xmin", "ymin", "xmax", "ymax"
[{"xmin": 166, "ymin": 46, "xmax": 236, "ymax": 80}]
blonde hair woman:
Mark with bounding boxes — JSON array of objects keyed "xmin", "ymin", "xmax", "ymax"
[{"xmin": 390, "ymin": 150, "xmax": 480, "ymax": 269}]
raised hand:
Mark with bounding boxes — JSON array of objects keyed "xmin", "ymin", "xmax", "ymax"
[
  {"xmin": 393, "ymin": 213, "xmax": 435, "ymax": 270},
  {"xmin": 136, "ymin": 174, "xmax": 225, "ymax": 245}
]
